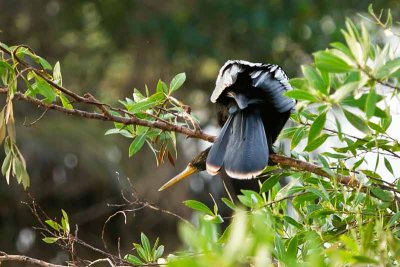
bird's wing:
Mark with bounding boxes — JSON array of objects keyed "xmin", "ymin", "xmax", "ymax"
[
  {"xmin": 211, "ymin": 61, "xmax": 295, "ymax": 113},
  {"xmin": 211, "ymin": 60, "xmax": 266, "ymax": 103},
  {"xmin": 250, "ymin": 65, "xmax": 296, "ymax": 113}
]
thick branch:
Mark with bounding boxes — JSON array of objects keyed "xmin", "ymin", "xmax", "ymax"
[
  {"xmin": 0, "ymin": 254, "xmax": 65, "ymax": 267},
  {"xmin": 269, "ymin": 154, "xmax": 360, "ymax": 187},
  {"xmin": 0, "ymin": 88, "xmax": 215, "ymax": 142}
]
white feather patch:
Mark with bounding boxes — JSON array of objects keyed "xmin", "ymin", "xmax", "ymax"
[
  {"xmin": 206, "ymin": 163, "xmax": 221, "ymax": 176},
  {"xmin": 225, "ymin": 168, "xmax": 264, "ymax": 180}
]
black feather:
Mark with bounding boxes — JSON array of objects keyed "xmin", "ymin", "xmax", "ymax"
[
  {"xmin": 206, "ymin": 60, "xmax": 295, "ymax": 180},
  {"xmin": 206, "ymin": 114, "xmax": 234, "ymax": 175},
  {"xmin": 206, "ymin": 108, "xmax": 268, "ymax": 179},
  {"xmin": 223, "ymin": 110, "xmax": 268, "ymax": 179}
]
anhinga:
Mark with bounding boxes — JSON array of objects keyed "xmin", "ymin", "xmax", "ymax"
[{"xmin": 159, "ymin": 60, "xmax": 295, "ymax": 192}]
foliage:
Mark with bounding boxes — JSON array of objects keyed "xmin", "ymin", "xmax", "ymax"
[
  {"xmin": 124, "ymin": 232, "xmax": 165, "ymax": 265},
  {"xmin": 164, "ymin": 7, "xmax": 400, "ymax": 266},
  {"xmin": 42, "ymin": 209, "xmax": 70, "ymax": 244},
  {"xmin": 1, "ymin": 5, "xmax": 400, "ymax": 267},
  {"xmin": 107, "ymin": 72, "xmax": 193, "ymax": 161}
]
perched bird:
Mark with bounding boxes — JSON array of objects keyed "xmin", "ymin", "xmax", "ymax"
[{"xmin": 159, "ymin": 60, "xmax": 295, "ymax": 191}]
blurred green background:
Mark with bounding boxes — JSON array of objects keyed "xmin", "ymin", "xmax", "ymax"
[{"xmin": 0, "ymin": 0, "xmax": 399, "ymax": 264}]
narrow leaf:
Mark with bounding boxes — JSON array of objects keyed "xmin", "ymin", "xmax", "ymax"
[
  {"xmin": 343, "ymin": 109, "xmax": 369, "ymax": 133},
  {"xmin": 183, "ymin": 200, "xmax": 213, "ymax": 215},
  {"xmin": 284, "ymin": 89, "xmax": 318, "ymax": 102},
  {"xmin": 304, "ymin": 134, "xmax": 330, "ymax": 152},
  {"xmin": 129, "ymin": 134, "xmax": 146, "ymax": 157},
  {"xmin": 365, "ymin": 88, "xmax": 378, "ymax": 119},
  {"xmin": 308, "ymin": 111, "xmax": 327, "ymax": 142}
]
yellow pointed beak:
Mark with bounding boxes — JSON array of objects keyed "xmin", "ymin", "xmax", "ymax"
[{"xmin": 158, "ymin": 164, "xmax": 198, "ymax": 191}]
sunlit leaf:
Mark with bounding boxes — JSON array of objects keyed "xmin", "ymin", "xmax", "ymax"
[
  {"xmin": 42, "ymin": 237, "xmax": 59, "ymax": 244},
  {"xmin": 365, "ymin": 88, "xmax": 378, "ymax": 119},
  {"xmin": 308, "ymin": 111, "xmax": 327, "ymax": 142},
  {"xmin": 284, "ymin": 89, "xmax": 318, "ymax": 102},
  {"xmin": 169, "ymin": 72, "xmax": 186, "ymax": 92},
  {"xmin": 314, "ymin": 50, "xmax": 353, "ymax": 73},
  {"xmin": 304, "ymin": 134, "xmax": 330, "ymax": 152},
  {"xmin": 183, "ymin": 200, "xmax": 213, "ymax": 215}
]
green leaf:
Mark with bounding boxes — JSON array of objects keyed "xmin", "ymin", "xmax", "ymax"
[
  {"xmin": 308, "ymin": 111, "xmax": 327, "ymax": 142},
  {"xmin": 60, "ymin": 94, "xmax": 73, "ymax": 110},
  {"xmin": 304, "ymin": 134, "xmax": 329, "ymax": 152},
  {"xmin": 169, "ymin": 72, "xmax": 186, "ymax": 92},
  {"xmin": 239, "ymin": 190, "xmax": 264, "ymax": 208},
  {"xmin": 291, "ymin": 127, "xmax": 305, "ymax": 149},
  {"xmin": 37, "ymin": 56, "xmax": 52, "ymax": 70},
  {"xmin": 283, "ymin": 216, "xmax": 303, "ymax": 229},
  {"xmin": 61, "ymin": 209, "xmax": 70, "ymax": 234},
  {"xmin": 45, "ymin": 220, "xmax": 61, "ymax": 231},
  {"xmin": 129, "ymin": 134, "xmax": 146, "ymax": 157},
  {"xmin": 384, "ymin": 158, "xmax": 394, "ymax": 175},
  {"xmin": 154, "ymin": 245, "xmax": 164, "ymax": 260},
  {"xmin": 314, "ymin": 51, "xmax": 353, "ymax": 73},
  {"xmin": 387, "ymin": 211, "xmax": 400, "ymax": 228},
  {"xmin": 221, "ymin": 197, "xmax": 236, "ymax": 210},
  {"xmin": 105, "ymin": 128, "xmax": 132, "ymax": 138},
  {"xmin": 35, "ymin": 75, "xmax": 56, "ymax": 103},
  {"xmin": 342, "ymin": 30, "xmax": 363, "ymax": 64},
  {"xmin": 124, "ymin": 254, "xmax": 144, "ymax": 265},
  {"xmin": 204, "ymin": 214, "xmax": 224, "ymax": 224},
  {"xmin": 260, "ymin": 174, "xmax": 281, "ymax": 193},
  {"xmin": 331, "ymin": 81, "xmax": 360, "ymax": 102},
  {"xmin": 370, "ymin": 187, "xmax": 393, "ymax": 202},
  {"xmin": 352, "ymin": 255, "xmax": 379, "ymax": 264},
  {"xmin": 42, "ymin": 237, "xmax": 59, "ymax": 244},
  {"xmin": 133, "ymin": 244, "xmax": 147, "ymax": 261},
  {"xmin": 156, "ymin": 79, "xmax": 168, "ymax": 94},
  {"xmin": 343, "ymin": 109, "xmax": 369, "ymax": 133},
  {"xmin": 289, "ymin": 78, "xmax": 307, "ymax": 90},
  {"xmin": 302, "ymin": 65, "xmax": 328, "ymax": 94},
  {"xmin": 284, "ymin": 89, "xmax": 318, "ymax": 102},
  {"xmin": 368, "ymin": 121, "xmax": 385, "ymax": 133},
  {"xmin": 140, "ymin": 233, "xmax": 151, "ymax": 260},
  {"xmin": 286, "ymin": 235, "xmax": 299, "ymax": 260},
  {"xmin": 365, "ymin": 88, "xmax": 378, "ymax": 119},
  {"xmin": 183, "ymin": 200, "xmax": 213, "ymax": 215},
  {"xmin": 375, "ymin": 58, "xmax": 400, "ymax": 79},
  {"xmin": 13, "ymin": 157, "xmax": 24, "ymax": 184},
  {"xmin": 330, "ymin": 42, "xmax": 353, "ymax": 59},
  {"xmin": 306, "ymin": 187, "xmax": 329, "ymax": 201},
  {"xmin": 53, "ymin": 61, "xmax": 62, "ymax": 86},
  {"xmin": 2, "ymin": 152, "xmax": 12, "ymax": 182},
  {"xmin": 123, "ymin": 92, "xmax": 164, "ymax": 114}
]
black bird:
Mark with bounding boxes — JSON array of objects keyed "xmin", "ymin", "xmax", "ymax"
[{"xmin": 159, "ymin": 60, "xmax": 295, "ymax": 191}]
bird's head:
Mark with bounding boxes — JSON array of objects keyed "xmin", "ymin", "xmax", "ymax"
[{"xmin": 158, "ymin": 147, "xmax": 210, "ymax": 191}]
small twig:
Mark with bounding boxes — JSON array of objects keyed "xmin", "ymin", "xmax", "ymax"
[{"xmin": 23, "ymin": 108, "xmax": 49, "ymax": 126}]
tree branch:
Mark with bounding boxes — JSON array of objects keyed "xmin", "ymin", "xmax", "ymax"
[
  {"xmin": 269, "ymin": 154, "xmax": 360, "ymax": 187},
  {"xmin": 0, "ymin": 253, "xmax": 66, "ymax": 267},
  {"xmin": 0, "ymin": 87, "xmax": 215, "ymax": 142}
]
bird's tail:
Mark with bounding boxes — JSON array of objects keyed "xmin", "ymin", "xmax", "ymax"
[{"xmin": 206, "ymin": 109, "xmax": 269, "ymax": 179}]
